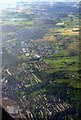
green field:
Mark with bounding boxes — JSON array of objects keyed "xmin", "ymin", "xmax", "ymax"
[{"xmin": 44, "ymin": 56, "xmax": 79, "ymax": 73}]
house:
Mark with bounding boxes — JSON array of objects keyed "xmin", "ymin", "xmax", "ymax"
[
  {"xmin": 25, "ymin": 53, "xmax": 30, "ymax": 56},
  {"xmin": 22, "ymin": 48, "xmax": 26, "ymax": 53},
  {"xmin": 35, "ymin": 54, "xmax": 40, "ymax": 58},
  {"xmin": 5, "ymin": 80, "xmax": 8, "ymax": 84}
]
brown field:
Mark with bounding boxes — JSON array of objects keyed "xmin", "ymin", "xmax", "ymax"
[
  {"xmin": 58, "ymin": 30, "xmax": 79, "ymax": 35},
  {"xmin": 36, "ymin": 35, "xmax": 56, "ymax": 42}
]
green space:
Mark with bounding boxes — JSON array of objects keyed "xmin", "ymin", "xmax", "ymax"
[{"xmin": 44, "ymin": 56, "xmax": 79, "ymax": 73}]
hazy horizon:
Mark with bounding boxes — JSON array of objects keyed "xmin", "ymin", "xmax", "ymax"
[{"xmin": 0, "ymin": 0, "xmax": 80, "ymax": 3}]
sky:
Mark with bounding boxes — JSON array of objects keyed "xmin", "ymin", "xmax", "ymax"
[{"xmin": 0, "ymin": 0, "xmax": 80, "ymax": 3}]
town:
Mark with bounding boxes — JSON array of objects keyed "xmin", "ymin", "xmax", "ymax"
[{"xmin": 1, "ymin": 1, "xmax": 80, "ymax": 120}]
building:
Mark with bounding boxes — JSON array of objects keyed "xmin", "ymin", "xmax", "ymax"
[
  {"xmin": 35, "ymin": 54, "xmax": 40, "ymax": 58},
  {"xmin": 25, "ymin": 53, "xmax": 30, "ymax": 56},
  {"xmin": 7, "ymin": 106, "xmax": 18, "ymax": 115}
]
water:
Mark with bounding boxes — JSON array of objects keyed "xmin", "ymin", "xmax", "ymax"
[{"xmin": 10, "ymin": 18, "xmax": 23, "ymax": 21}]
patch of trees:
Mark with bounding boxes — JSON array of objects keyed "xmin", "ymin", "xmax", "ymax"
[{"xmin": 2, "ymin": 47, "xmax": 21, "ymax": 68}]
